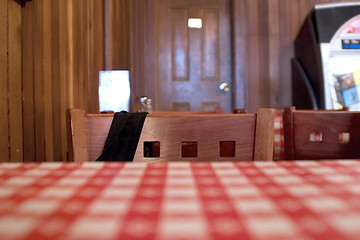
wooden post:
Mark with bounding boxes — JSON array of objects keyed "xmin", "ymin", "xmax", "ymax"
[{"xmin": 254, "ymin": 108, "xmax": 275, "ymax": 161}]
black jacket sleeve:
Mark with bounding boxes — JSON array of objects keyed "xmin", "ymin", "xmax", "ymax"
[{"xmin": 96, "ymin": 111, "xmax": 148, "ymax": 161}]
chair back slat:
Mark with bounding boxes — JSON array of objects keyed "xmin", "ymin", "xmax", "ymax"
[
  {"xmin": 85, "ymin": 115, "xmax": 113, "ymax": 161},
  {"xmin": 254, "ymin": 108, "xmax": 276, "ymax": 161},
  {"xmin": 133, "ymin": 114, "xmax": 256, "ymax": 162}
]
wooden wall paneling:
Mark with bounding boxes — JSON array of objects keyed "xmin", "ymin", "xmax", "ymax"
[
  {"xmin": 105, "ymin": 0, "xmax": 116, "ymax": 69},
  {"xmin": 88, "ymin": 0, "xmax": 104, "ymax": 114},
  {"xmin": 120, "ymin": 0, "xmax": 131, "ymax": 70},
  {"xmin": 153, "ymin": 0, "xmax": 173, "ymax": 111},
  {"xmin": 52, "ymin": 0, "xmax": 62, "ymax": 162},
  {"xmin": 22, "ymin": 0, "xmax": 36, "ymax": 162},
  {"xmin": 66, "ymin": 0, "xmax": 74, "ymax": 109},
  {"xmin": 73, "ymin": 0, "xmax": 83, "ymax": 109},
  {"xmin": 153, "ymin": 0, "xmax": 162, "ymax": 110},
  {"xmin": 83, "ymin": 0, "xmax": 90, "ymax": 111},
  {"xmin": 129, "ymin": 0, "xmax": 138, "ymax": 105},
  {"xmin": 130, "ymin": 0, "xmax": 145, "ymax": 104},
  {"xmin": 8, "ymin": 0, "xmax": 23, "ymax": 162},
  {"xmin": 278, "ymin": 0, "xmax": 292, "ymax": 108},
  {"xmin": 87, "ymin": 0, "xmax": 92, "ymax": 112},
  {"xmin": 33, "ymin": 0, "xmax": 45, "ymax": 162},
  {"xmin": 102, "ymin": 0, "xmax": 134, "ymax": 112},
  {"xmin": 71, "ymin": 0, "xmax": 84, "ymax": 109},
  {"xmin": 43, "ymin": 0, "xmax": 54, "ymax": 161},
  {"xmin": 104, "ymin": 0, "xmax": 113, "ymax": 69},
  {"xmin": 105, "ymin": 0, "xmax": 131, "ymax": 70},
  {"xmin": 82, "ymin": 0, "xmax": 90, "ymax": 112},
  {"xmin": 231, "ymin": 0, "xmax": 247, "ymax": 110},
  {"xmin": 81, "ymin": 0, "xmax": 88, "ymax": 110},
  {"xmin": 258, "ymin": 0, "xmax": 270, "ymax": 108},
  {"xmin": 268, "ymin": 0, "xmax": 280, "ymax": 108},
  {"xmin": 245, "ymin": 0, "xmax": 260, "ymax": 113},
  {"xmin": 83, "ymin": 0, "xmax": 90, "ymax": 113},
  {"xmin": 130, "ymin": 0, "xmax": 156, "ymax": 109},
  {"xmin": 143, "ymin": 0, "xmax": 156, "ymax": 107},
  {"xmin": 70, "ymin": 0, "xmax": 105, "ymax": 112},
  {"xmin": 58, "ymin": 0, "xmax": 70, "ymax": 161},
  {"xmin": 0, "ymin": 0, "xmax": 9, "ymax": 162},
  {"xmin": 130, "ymin": 0, "xmax": 146, "ymax": 107}
]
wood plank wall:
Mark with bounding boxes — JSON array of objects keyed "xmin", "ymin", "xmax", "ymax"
[
  {"xmin": 104, "ymin": 0, "xmax": 131, "ymax": 70},
  {"xmin": 0, "ymin": 0, "xmax": 8, "ymax": 161},
  {"xmin": 1, "ymin": 0, "xmax": 105, "ymax": 162},
  {"xmin": 1, "ymin": 0, "xmax": 22, "ymax": 162},
  {"xmin": 0, "ymin": 0, "xmax": 358, "ymax": 162}
]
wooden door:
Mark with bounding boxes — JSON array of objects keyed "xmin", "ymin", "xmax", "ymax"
[{"xmin": 156, "ymin": 0, "xmax": 232, "ymax": 112}]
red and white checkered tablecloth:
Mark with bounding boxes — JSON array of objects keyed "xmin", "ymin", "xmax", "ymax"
[{"xmin": 1, "ymin": 161, "xmax": 360, "ymax": 240}]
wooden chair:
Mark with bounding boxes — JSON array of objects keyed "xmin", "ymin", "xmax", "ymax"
[
  {"xmin": 283, "ymin": 106, "xmax": 360, "ymax": 160},
  {"xmin": 66, "ymin": 108, "xmax": 276, "ymax": 162}
]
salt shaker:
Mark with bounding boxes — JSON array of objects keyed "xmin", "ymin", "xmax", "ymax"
[{"xmin": 134, "ymin": 96, "xmax": 152, "ymax": 113}]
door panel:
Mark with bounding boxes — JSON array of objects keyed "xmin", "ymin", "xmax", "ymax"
[
  {"xmin": 172, "ymin": 9, "xmax": 188, "ymax": 81},
  {"xmin": 157, "ymin": 0, "xmax": 232, "ymax": 112}
]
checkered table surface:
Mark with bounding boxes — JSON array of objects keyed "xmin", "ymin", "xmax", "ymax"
[{"xmin": 1, "ymin": 161, "xmax": 360, "ymax": 240}]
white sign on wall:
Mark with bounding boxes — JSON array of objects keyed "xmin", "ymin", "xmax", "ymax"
[{"xmin": 99, "ymin": 70, "xmax": 130, "ymax": 112}]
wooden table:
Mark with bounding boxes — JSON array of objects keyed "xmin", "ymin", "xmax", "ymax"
[{"xmin": 1, "ymin": 160, "xmax": 360, "ymax": 240}]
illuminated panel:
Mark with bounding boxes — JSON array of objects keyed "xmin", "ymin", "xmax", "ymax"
[
  {"xmin": 99, "ymin": 70, "xmax": 130, "ymax": 112},
  {"xmin": 342, "ymin": 39, "xmax": 360, "ymax": 49},
  {"xmin": 188, "ymin": 18, "xmax": 202, "ymax": 28}
]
